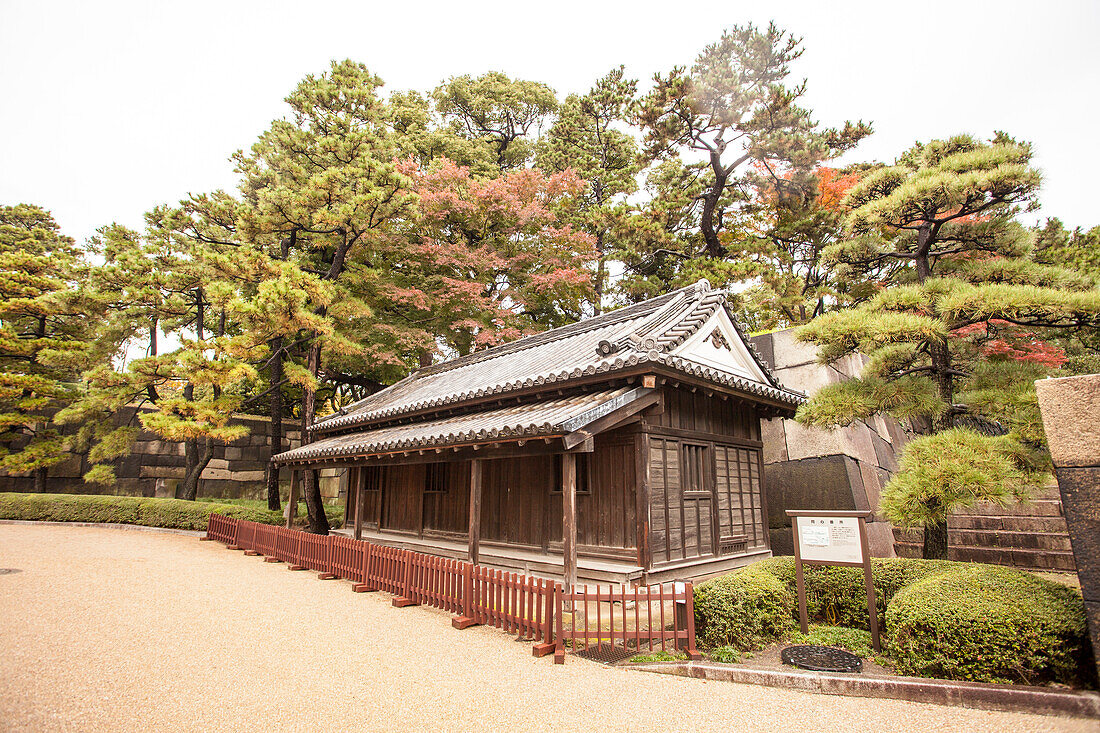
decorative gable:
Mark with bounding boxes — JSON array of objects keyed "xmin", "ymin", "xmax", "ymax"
[{"xmin": 670, "ymin": 306, "xmax": 771, "ymax": 383}]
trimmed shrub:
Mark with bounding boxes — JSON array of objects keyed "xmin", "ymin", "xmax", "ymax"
[
  {"xmin": 0, "ymin": 493, "xmax": 278, "ymax": 530},
  {"xmin": 693, "ymin": 562, "xmax": 796, "ymax": 649},
  {"xmin": 762, "ymin": 556, "xmax": 955, "ymax": 631},
  {"xmin": 886, "ymin": 564, "xmax": 1095, "ymax": 687}
]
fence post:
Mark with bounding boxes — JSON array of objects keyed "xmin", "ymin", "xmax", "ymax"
[
  {"xmin": 289, "ymin": 529, "xmax": 307, "ymax": 571},
  {"xmin": 393, "ymin": 550, "xmax": 417, "ymax": 607},
  {"xmin": 553, "ymin": 583, "xmax": 566, "ymax": 664},
  {"xmin": 226, "ymin": 517, "xmax": 240, "ymax": 549},
  {"xmin": 532, "ymin": 578, "xmax": 555, "ymax": 657},
  {"xmin": 319, "ymin": 535, "xmax": 336, "ymax": 579},
  {"xmin": 452, "ymin": 561, "xmax": 478, "ymax": 629},
  {"xmin": 682, "ymin": 581, "xmax": 702, "ymax": 661},
  {"xmin": 353, "ymin": 542, "xmax": 374, "ymax": 592}
]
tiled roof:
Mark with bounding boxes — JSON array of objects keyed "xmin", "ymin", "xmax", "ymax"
[
  {"xmin": 274, "ymin": 387, "xmax": 644, "ymax": 465},
  {"xmin": 312, "ymin": 280, "xmax": 802, "ymax": 435}
]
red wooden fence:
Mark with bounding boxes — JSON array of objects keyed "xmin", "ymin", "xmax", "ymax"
[
  {"xmin": 330, "ymin": 535, "xmax": 364, "ymax": 583},
  {"xmin": 202, "ymin": 514, "xmax": 239, "ymax": 544},
  {"xmin": 554, "ymin": 583, "xmax": 701, "ymax": 664},
  {"xmin": 202, "ymin": 513, "xmax": 700, "ymax": 665}
]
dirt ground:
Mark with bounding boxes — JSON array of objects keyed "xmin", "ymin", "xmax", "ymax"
[{"xmin": 0, "ymin": 523, "xmax": 1094, "ymax": 733}]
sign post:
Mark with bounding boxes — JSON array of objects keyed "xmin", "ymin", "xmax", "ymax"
[{"xmin": 786, "ymin": 509, "xmax": 880, "ymax": 654}]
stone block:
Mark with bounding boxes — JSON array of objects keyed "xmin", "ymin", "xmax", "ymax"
[
  {"xmin": 760, "ymin": 417, "xmax": 788, "ymax": 464},
  {"xmin": 205, "ymin": 459, "xmax": 230, "ymax": 471},
  {"xmin": 223, "ymin": 447, "xmax": 243, "ymax": 462},
  {"xmin": 1053, "ymin": 466, "xmax": 1100, "ymax": 602},
  {"xmin": 762, "ymin": 454, "xmax": 864, "ymax": 527},
  {"xmin": 864, "ymin": 519, "xmax": 896, "ymax": 558},
  {"xmin": 770, "ymin": 361, "xmax": 845, "ymax": 398},
  {"xmin": 1036, "ymin": 374, "xmax": 1100, "ymax": 467},
  {"xmin": 856, "ymin": 460, "xmax": 883, "ymax": 514},
  {"xmin": 784, "ymin": 420, "xmax": 878, "ymax": 466},
  {"xmin": 139, "ymin": 465, "xmax": 186, "ymax": 479},
  {"xmin": 47, "ymin": 453, "xmax": 84, "ymax": 479},
  {"xmin": 870, "ymin": 430, "xmax": 899, "ymax": 472},
  {"xmin": 764, "ymin": 327, "xmax": 822, "ymax": 370}
]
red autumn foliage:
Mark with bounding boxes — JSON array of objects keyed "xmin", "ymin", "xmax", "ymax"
[{"xmin": 951, "ymin": 319, "xmax": 1067, "ymax": 368}]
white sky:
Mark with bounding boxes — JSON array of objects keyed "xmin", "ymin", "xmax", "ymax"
[{"xmin": 2, "ymin": 0, "xmax": 1098, "ymax": 245}]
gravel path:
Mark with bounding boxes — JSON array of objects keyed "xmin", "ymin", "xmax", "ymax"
[{"xmin": 0, "ymin": 524, "xmax": 1092, "ymax": 732}]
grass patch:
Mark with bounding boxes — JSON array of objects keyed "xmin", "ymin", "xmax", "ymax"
[
  {"xmin": 628, "ymin": 650, "xmax": 687, "ymax": 664},
  {"xmin": 790, "ymin": 624, "xmax": 874, "ymax": 659}
]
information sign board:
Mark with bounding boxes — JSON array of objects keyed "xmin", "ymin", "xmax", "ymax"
[{"xmin": 795, "ymin": 516, "xmax": 864, "ymax": 565}]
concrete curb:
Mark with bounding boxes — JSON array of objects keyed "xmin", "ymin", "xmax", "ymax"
[
  {"xmin": 624, "ymin": 661, "xmax": 1100, "ymax": 719},
  {"xmin": 0, "ymin": 519, "xmax": 204, "ymax": 537}
]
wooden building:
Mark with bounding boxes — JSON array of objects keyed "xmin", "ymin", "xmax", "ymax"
[{"xmin": 273, "ymin": 280, "xmax": 803, "ymax": 585}]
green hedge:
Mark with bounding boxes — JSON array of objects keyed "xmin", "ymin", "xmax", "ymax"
[
  {"xmin": 693, "ymin": 562, "xmax": 796, "ymax": 649},
  {"xmin": 693, "ymin": 556, "xmax": 1095, "ymax": 688},
  {"xmin": 762, "ymin": 556, "xmax": 955, "ymax": 631},
  {"xmin": 886, "ymin": 564, "xmax": 1095, "ymax": 687},
  {"xmin": 0, "ymin": 493, "xmax": 282, "ymax": 530}
]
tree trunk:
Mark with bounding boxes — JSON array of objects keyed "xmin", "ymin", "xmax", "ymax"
[
  {"xmin": 178, "ymin": 437, "xmax": 214, "ymax": 502},
  {"xmin": 700, "ymin": 149, "xmax": 730, "ymax": 259},
  {"xmin": 593, "ymin": 231, "xmax": 606, "ymax": 315},
  {"xmin": 923, "ymin": 520, "xmax": 949, "ymax": 560},
  {"xmin": 300, "ymin": 341, "xmax": 330, "ymax": 534},
  {"xmin": 266, "ymin": 336, "xmax": 284, "ymax": 512}
]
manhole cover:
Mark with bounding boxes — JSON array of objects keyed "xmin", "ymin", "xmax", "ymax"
[
  {"xmin": 0, "ymin": 568, "xmax": 21, "ymax": 575},
  {"xmin": 574, "ymin": 645, "xmax": 635, "ymax": 665},
  {"xmin": 781, "ymin": 645, "xmax": 862, "ymax": 673}
]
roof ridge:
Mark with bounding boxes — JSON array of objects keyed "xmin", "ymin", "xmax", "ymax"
[{"xmin": 412, "ymin": 282, "xmax": 701, "ymax": 378}]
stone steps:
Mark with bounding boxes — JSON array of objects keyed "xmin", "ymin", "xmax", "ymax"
[
  {"xmin": 894, "ymin": 528, "xmax": 1073, "ymax": 552},
  {"xmin": 892, "ymin": 486, "xmax": 1076, "ymax": 572},
  {"xmin": 894, "ymin": 541, "xmax": 1077, "ymax": 571}
]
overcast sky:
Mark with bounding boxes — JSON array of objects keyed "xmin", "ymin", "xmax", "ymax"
[{"xmin": 2, "ymin": 1, "xmax": 1097, "ymax": 245}]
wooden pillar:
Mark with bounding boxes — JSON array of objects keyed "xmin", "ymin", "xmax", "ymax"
[
  {"xmin": 562, "ymin": 452, "xmax": 577, "ymax": 590},
  {"xmin": 352, "ymin": 467, "xmax": 364, "ymax": 541},
  {"xmin": 285, "ymin": 468, "xmax": 299, "ymax": 529},
  {"xmin": 634, "ymin": 433, "xmax": 652, "ymax": 577},
  {"xmin": 468, "ymin": 459, "xmax": 482, "ymax": 564}
]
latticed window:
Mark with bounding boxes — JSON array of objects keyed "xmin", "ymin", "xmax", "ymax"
[
  {"xmin": 424, "ymin": 463, "xmax": 447, "ymax": 494},
  {"xmin": 681, "ymin": 443, "xmax": 709, "ymax": 493}
]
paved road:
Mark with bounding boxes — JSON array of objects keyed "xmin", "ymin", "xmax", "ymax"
[{"xmin": 0, "ymin": 524, "xmax": 1092, "ymax": 732}]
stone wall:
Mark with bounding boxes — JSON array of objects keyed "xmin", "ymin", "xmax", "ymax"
[
  {"xmin": 0, "ymin": 407, "xmax": 310, "ymax": 501},
  {"xmin": 750, "ymin": 328, "xmax": 911, "ymax": 557}
]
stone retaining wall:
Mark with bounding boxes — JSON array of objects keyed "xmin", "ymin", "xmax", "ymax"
[
  {"xmin": 750, "ymin": 328, "xmax": 911, "ymax": 556},
  {"xmin": 0, "ymin": 407, "xmax": 317, "ymax": 501}
]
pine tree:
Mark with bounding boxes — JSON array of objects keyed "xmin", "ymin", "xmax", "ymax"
[
  {"xmin": 632, "ymin": 22, "xmax": 870, "ymax": 266},
  {"xmin": 795, "ymin": 134, "xmax": 1100, "ymax": 558},
  {"xmin": 537, "ymin": 67, "xmax": 640, "ymax": 311},
  {"xmin": 0, "ymin": 205, "xmax": 94, "ymax": 490}
]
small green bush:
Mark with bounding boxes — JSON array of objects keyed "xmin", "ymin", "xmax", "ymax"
[
  {"xmin": 708, "ymin": 645, "xmax": 741, "ymax": 664},
  {"xmin": 790, "ymin": 624, "xmax": 874, "ymax": 659},
  {"xmin": 0, "ymin": 493, "xmax": 278, "ymax": 530},
  {"xmin": 886, "ymin": 564, "xmax": 1096, "ymax": 687},
  {"xmin": 693, "ymin": 563, "xmax": 796, "ymax": 650},
  {"xmin": 762, "ymin": 556, "xmax": 955, "ymax": 631}
]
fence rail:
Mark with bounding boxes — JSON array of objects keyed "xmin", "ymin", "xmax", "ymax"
[{"xmin": 201, "ymin": 513, "xmax": 699, "ymax": 664}]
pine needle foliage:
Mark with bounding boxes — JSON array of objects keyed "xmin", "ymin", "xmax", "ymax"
[{"xmin": 795, "ymin": 134, "xmax": 1100, "ymax": 558}]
